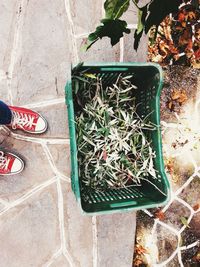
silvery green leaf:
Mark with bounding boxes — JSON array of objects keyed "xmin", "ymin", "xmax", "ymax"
[
  {"xmin": 120, "ymin": 87, "xmax": 133, "ymax": 93},
  {"xmin": 120, "ymin": 110, "xmax": 127, "ymax": 120},
  {"xmin": 122, "ymin": 141, "xmax": 131, "ymax": 151},
  {"xmin": 107, "ymin": 180, "xmax": 114, "ymax": 186},
  {"xmin": 148, "ymin": 157, "xmax": 157, "ymax": 178},
  {"xmin": 83, "ymin": 135, "xmax": 96, "ymax": 146},
  {"xmin": 141, "ymin": 158, "xmax": 149, "ymax": 170},
  {"xmin": 142, "ymin": 134, "xmax": 146, "ymax": 146},
  {"xmin": 122, "ymin": 75, "xmax": 133, "ymax": 80}
]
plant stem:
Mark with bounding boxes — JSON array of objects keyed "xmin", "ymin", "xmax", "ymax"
[{"xmin": 132, "ymin": 0, "xmax": 140, "ymax": 10}]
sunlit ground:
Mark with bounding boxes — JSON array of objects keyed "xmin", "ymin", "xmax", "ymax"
[
  {"xmin": 162, "ymin": 99, "xmax": 200, "ymax": 170},
  {"xmin": 134, "ymin": 77, "xmax": 200, "ymax": 266}
]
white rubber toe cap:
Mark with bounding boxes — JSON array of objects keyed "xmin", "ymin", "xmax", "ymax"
[
  {"xmin": 11, "ymin": 157, "xmax": 24, "ymax": 174},
  {"xmin": 35, "ymin": 116, "xmax": 48, "ymax": 133}
]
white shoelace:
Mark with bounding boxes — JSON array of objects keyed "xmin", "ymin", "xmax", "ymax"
[
  {"xmin": 0, "ymin": 151, "xmax": 10, "ymax": 171},
  {"xmin": 11, "ymin": 110, "xmax": 36, "ymax": 130}
]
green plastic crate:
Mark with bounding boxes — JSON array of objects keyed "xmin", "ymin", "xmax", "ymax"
[{"xmin": 65, "ymin": 62, "xmax": 170, "ymax": 215}]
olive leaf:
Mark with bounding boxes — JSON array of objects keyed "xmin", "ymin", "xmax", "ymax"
[
  {"xmin": 86, "ymin": 19, "xmax": 130, "ymax": 49},
  {"xmin": 74, "ymin": 74, "xmax": 158, "ymax": 191},
  {"xmin": 180, "ymin": 216, "xmax": 190, "ymax": 228},
  {"xmin": 104, "ymin": 0, "xmax": 130, "ymax": 19}
]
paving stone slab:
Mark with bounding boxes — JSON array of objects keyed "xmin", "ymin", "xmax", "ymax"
[
  {"xmin": 13, "ymin": 103, "xmax": 69, "ymax": 139},
  {"xmin": 0, "ymin": 203, "xmax": 5, "ymax": 212},
  {"xmin": 35, "ymin": 103, "xmax": 69, "ymax": 139},
  {"xmin": 11, "ymin": 0, "xmax": 71, "ymax": 105},
  {"xmin": 62, "ymin": 181, "xmax": 93, "ymax": 267},
  {"xmin": 0, "ymin": 184, "xmax": 60, "ymax": 267},
  {"xmin": 179, "ymin": 176, "xmax": 200, "ymax": 208},
  {"xmin": 50, "ymin": 255, "xmax": 70, "ymax": 267},
  {"xmin": 121, "ymin": 1, "xmax": 138, "ymax": 25},
  {"xmin": 123, "ymin": 29, "xmax": 148, "ymax": 62},
  {"xmin": 0, "ymin": 126, "xmax": 10, "ymax": 145},
  {"xmin": 69, "ymin": 0, "xmax": 102, "ymax": 36},
  {"xmin": 167, "ymin": 255, "xmax": 180, "ymax": 267},
  {"xmin": 181, "ymin": 213, "xmax": 200, "ymax": 248},
  {"xmin": 181, "ymin": 242, "xmax": 200, "ymax": 266},
  {"xmin": 96, "ymin": 212, "xmax": 136, "ymax": 267},
  {"xmin": 0, "ymin": 80, "xmax": 9, "ymax": 103},
  {"xmin": 0, "ymin": 0, "xmax": 17, "ymax": 71},
  {"xmin": 163, "ymin": 200, "xmax": 191, "ymax": 231},
  {"xmin": 77, "ymin": 37, "xmax": 120, "ymax": 63},
  {"xmin": 156, "ymin": 223, "xmax": 178, "ymax": 263},
  {"xmin": 124, "ymin": 30, "xmax": 148, "ymax": 62},
  {"xmin": 162, "ymin": 153, "xmax": 195, "ymax": 192},
  {"xmin": 0, "ymin": 136, "xmax": 54, "ymax": 203},
  {"xmin": 48, "ymin": 143, "xmax": 71, "ymax": 178}
]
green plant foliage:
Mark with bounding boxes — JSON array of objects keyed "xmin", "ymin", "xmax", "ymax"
[
  {"xmin": 87, "ymin": 0, "xmax": 183, "ymax": 50},
  {"xmin": 104, "ymin": 0, "xmax": 130, "ymax": 19},
  {"xmin": 134, "ymin": 4, "xmax": 148, "ymax": 49},
  {"xmin": 87, "ymin": 19, "xmax": 130, "ymax": 49},
  {"xmin": 144, "ymin": 0, "xmax": 181, "ymax": 33}
]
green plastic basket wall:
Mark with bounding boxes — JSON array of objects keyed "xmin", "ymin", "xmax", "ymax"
[{"xmin": 65, "ymin": 62, "xmax": 170, "ymax": 215}]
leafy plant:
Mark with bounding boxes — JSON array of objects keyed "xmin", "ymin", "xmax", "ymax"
[{"xmin": 87, "ymin": 0, "xmax": 183, "ymax": 50}]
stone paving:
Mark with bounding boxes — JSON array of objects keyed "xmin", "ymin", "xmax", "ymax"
[
  {"xmin": 133, "ymin": 66, "xmax": 200, "ymax": 267},
  {"xmin": 0, "ymin": 1, "xmax": 148, "ymax": 266}
]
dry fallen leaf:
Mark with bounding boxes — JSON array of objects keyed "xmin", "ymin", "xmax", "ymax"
[
  {"xmin": 133, "ymin": 258, "xmax": 145, "ymax": 267},
  {"xmin": 166, "ymin": 159, "xmax": 174, "ymax": 174},
  {"xmin": 192, "ymin": 61, "xmax": 200, "ymax": 69},
  {"xmin": 186, "ymin": 11, "xmax": 196, "ymax": 21},
  {"xmin": 167, "ymin": 101, "xmax": 175, "ymax": 111},
  {"xmin": 178, "ymin": 26, "xmax": 192, "ymax": 45},
  {"xmin": 178, "ymin": 12, "xmax": 185, "ymax": 22},
  {"xmin": 178, "ymin": 91, "xmax": 188, "ymax": 104},
  {"xmin": 193, "ymin": 203, "xmax": 200, "ymax": 211},
  {"xmin": 135, "ymin": 244, "xmax": 148, "ymax": 255},
  {"xmin": 154, "ymin": 210, "xmax": 165, "ymax": 220},
  {"xmin": 193, "ymin": 251, "xmax": 200, "ymax": 262},
  {"xmin": 195, "ymin": 48, "xmax": 200, "ymax": 60},
  {"xmin": 102, "ymin": 148, "xmax": 107, "ymax": 161},
  {"xmin": 186, "ymin": 39, "xmax": 193, "ymax": 50},
  {"xmin": 171, "ymin": 90, "xmax": 188, "ymax": 104},
  {"xmin": 171, "ymin": 90, "xmax": 181, "ymax": 100}
]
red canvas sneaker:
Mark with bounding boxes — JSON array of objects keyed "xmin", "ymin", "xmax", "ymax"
[
  {"xmin": 0, "ymin": 151, "xmax": 24, "ymax": 175},
  {"xmin": 8, "ymin": 106, "xmax": 48, "ymax": 134}
]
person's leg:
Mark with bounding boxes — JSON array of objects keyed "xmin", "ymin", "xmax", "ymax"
[
  {"xmin": 0, "ymin": 101, "xmax": 24, "ymax": 175},
  {"xmin": 0, "ymin": 100, "xmax": 12, "ymax": 125}
]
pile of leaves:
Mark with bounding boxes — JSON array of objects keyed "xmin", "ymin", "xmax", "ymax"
[
  {"xmin": 73, "ymin": 72, "xmax": 158, "ymax": 192},
  {"xmin": 148, "ymin": 0, "xmax": 200, "ymax": 67},
  {"xmin": 133, "ymin": 243, "xmax": 148, "ymax": 267}
]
